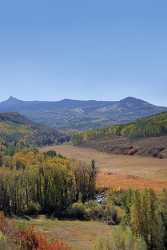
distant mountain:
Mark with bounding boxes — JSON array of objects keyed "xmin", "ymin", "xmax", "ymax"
[
  {"xmin": 0, "ymin": 112, "xmax": 68, "ymax": 146},
  {"xmin": 0, "ymin": 96, "xmax": 166, "ymax": 130}
]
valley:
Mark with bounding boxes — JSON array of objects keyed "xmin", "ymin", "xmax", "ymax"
[{"xmin": 1, "ymin": 1, "xmax": 167, "ymax": 248}]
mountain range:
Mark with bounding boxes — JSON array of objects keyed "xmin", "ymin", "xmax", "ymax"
[{"xmin": 0, "ymin": 96, "xmax": 166, "ymax": 130}]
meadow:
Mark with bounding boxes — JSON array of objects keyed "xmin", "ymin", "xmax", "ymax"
[
  {"xmin": 41, "ymin": 145, "xmax": 167, "ymax": 191},
  {"xmin": 13, "ymin": 216, "xmax": 112, "ymax": 250}
]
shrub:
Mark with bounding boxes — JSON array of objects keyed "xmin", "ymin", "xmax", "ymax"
[
  {"xmin": 17, "ymin": 226, "xmax": 70, "ymax": 250},
  {"xmin": 67, "ymin": 201, "xmax": 103, "ymax": 220},
  {"xmin": 84, "ymin": 201, "xmax": 103, "ymax": 220},
  {"xmin": 46, "ymin": 151, "xmax": 57, "ymax": 158},
  {"xmin": 25, "ymin": 202, "xmax": 41, "ymax": 215},
  {"xmin": 94, "ymin": 226, "xmax": 146, "ymax": 250},
  {"xmin": 67, "ymin": 202, "xmax": 86, "ymax": 219}
]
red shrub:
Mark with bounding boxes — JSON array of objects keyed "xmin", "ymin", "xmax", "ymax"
[
  {"xmin": 49, "ymin": 241, "xmax": 71, "ymax": 250},
  {"xmin": 0, "ymin": 213, "xmax": 70, "ymax": 250},
  {"xmin": 17, "ymin": 225, "xmax": 71, "ymax": 250}
]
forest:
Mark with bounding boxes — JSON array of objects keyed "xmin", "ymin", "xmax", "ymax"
[
  {"xmin": 72, "ymin": 112, "xmax": 167, "ymax": 145},
  {"xmin": 0, "ymin": 112, "xmax": 69, "ymax": 148}
]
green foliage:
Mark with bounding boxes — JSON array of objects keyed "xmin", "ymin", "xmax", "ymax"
[
  {"xmin": 94, "ymin": 226, "xmax": 147, "ymax": 250},
  {"xmin": 67, "ymin": 202, "xmax": 86, "ymax": 219},
  {"xmin": 0, "ymin": 113, "xmax": 68, "ymax": 151},
  {"xmin": 105, "ymin": 188, "xmax": 167, "ymax": 250},
  {"xmin": 84, "ymin": 200, "xmax": 103, "ymax": 220},
  {"xmin": 72, "ymin": 112, "xmax": 167, "ymax": 145},
  {"xmin": 46, "ymin": 150, "xmax": 57, "ymax": 157},
  {"xmin": 130, "ymin": 189, "xmax": 164, "ymax": 250},
  {"xmin": 0, "ymin": 231, "xmax": 6, "ymax": 241},
  {"xmin": 24, "ymin": 202, "xmax": 41, "ymax": 215},
  {"xmin": 0, "ymin": 150, "xmax": 96, "ymax": 216},
  {"xmin": 67, "ymin": 200, "xmax": 103, "ymax": 220}
]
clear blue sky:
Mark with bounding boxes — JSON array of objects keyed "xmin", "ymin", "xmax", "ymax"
[{"xmin": 0, "ymin": 0, "xmax": 167, "ymax": 105}]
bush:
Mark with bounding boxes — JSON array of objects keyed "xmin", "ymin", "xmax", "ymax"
[
  {"xmin": 94, "ymin": 226, "xmax": 146, "ymax": 250},
  {"xmin": 25, "ymin": 202, "xmax": 41, "ymax": 215},
  {"xmin": 0, "ymin": 213, "xmax": 71, "ymax": 250},
  {"xmin": 46, "ymin": 151, "xmax": 57, "ymax": 158},
  {"xmin": 84, "ymin": 201, "xmax": 103, "ymax": 220},
  {"xmin": 67, "ymin": 201, "xmax": 103, "ymax": 220},
  {"xmin": 17, "ymin": 225, "xmax": 71, "ymax": 250},
  {"xmin": 67, "ymin": 202, "xmax": 86, "ymax": 219}
]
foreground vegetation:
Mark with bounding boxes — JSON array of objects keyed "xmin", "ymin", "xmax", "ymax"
[
  {"xmin": 12, "ymin": 217, "xmax": 112, "ymax": 250},
  {"xmin": 0, "ymin": 213, "xmax": 71, "ymax": 250},
  {"xmin": 0, "ymin": 149, "xmax": 96, "ymax": 215},
  {"xmin": 2, "ymin": 187, "xmax": 167, "ymax": 250}
]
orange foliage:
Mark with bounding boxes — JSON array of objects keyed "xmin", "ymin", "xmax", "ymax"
[
  {"xmin": 0, "ymin": 213, "xmax": 71, "ymax": 250},
  {"xmin": 17, "ymin": 225, "xmax": 71, "ymax": 250}
]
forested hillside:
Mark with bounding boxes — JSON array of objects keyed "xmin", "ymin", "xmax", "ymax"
[
  {"xmin": 72, "ymin": 112, "xmax": 167, "ymax": 158},
  {"xmin": 0, "ymin": 112, "xmax": 68, "ymax": 152}
]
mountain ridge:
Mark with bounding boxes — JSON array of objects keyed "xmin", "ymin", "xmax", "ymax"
[{"xmin": 0, "ymin": 96, "xmax": 166, "ymax": 130}]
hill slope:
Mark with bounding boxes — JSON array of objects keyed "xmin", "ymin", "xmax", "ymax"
[
  {"xmin": 0, "ymin": 112, "xmax": 67, "ymax": 147},
  {"xmin": 72, "ymin": 112, "xmax": 167, "ymax": 158},
  {"xmin": 0, "ymin": 96, "xmax": 166, "ymax": 130}
]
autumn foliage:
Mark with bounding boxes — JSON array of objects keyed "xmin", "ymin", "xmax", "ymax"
[
  {"xmin": 0, "ymin": 150, "xmax": 96, "ymax": 215},
  {"xmin": 17, "ymin": 226, "xmax": 71, "ymax": 250},
  {"xmin": 0, "ymin": 213, "xmax": 71, "ymax": 250}
]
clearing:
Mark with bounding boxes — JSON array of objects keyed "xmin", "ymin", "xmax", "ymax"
[
  {"xmin": 14, "ymin": 216, "xmax": 111, "ymax": 250},
  {"xmin": 41, "ymin": 145, "xmax": 167, "ymax": 191}
]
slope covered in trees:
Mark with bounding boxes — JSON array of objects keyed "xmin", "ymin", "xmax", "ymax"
[
  {"xmin": 0, "ymin": 112, "xmax": 69, "ymax": 150},
  {"xmin": 72, "ymin": 112, "xmax": 167, "ymax": 158}
]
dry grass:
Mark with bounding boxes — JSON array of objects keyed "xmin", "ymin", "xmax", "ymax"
[
  {"xmin": 41, "ymin": 145, "xmax": 167, "ymax": 191},
  {"xmin": 14, "ymin": 216, "xmax": 112, "ymax": 250}
]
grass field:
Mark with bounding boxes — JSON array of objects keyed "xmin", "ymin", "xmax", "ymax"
[
  {"xmin": 14, "ymin": 216, "xmax": 112, "ymax": 250},
  {"xmin": 41, "ymin": 145, "xmax": 167, "ymax": 191}
]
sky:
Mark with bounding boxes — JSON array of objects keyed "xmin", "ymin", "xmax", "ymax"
[{"xmin": 0, "ymin": 0, "xmax": 167, "ymax": 106}]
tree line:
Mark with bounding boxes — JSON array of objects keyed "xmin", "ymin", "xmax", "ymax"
[
  {"xmin": 72, "ymin": 112, "xmax": 167, "ymax": 145},
  {"xmin": 0, "ymin": 149, "xmax": 96, "ymax": 215}
]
